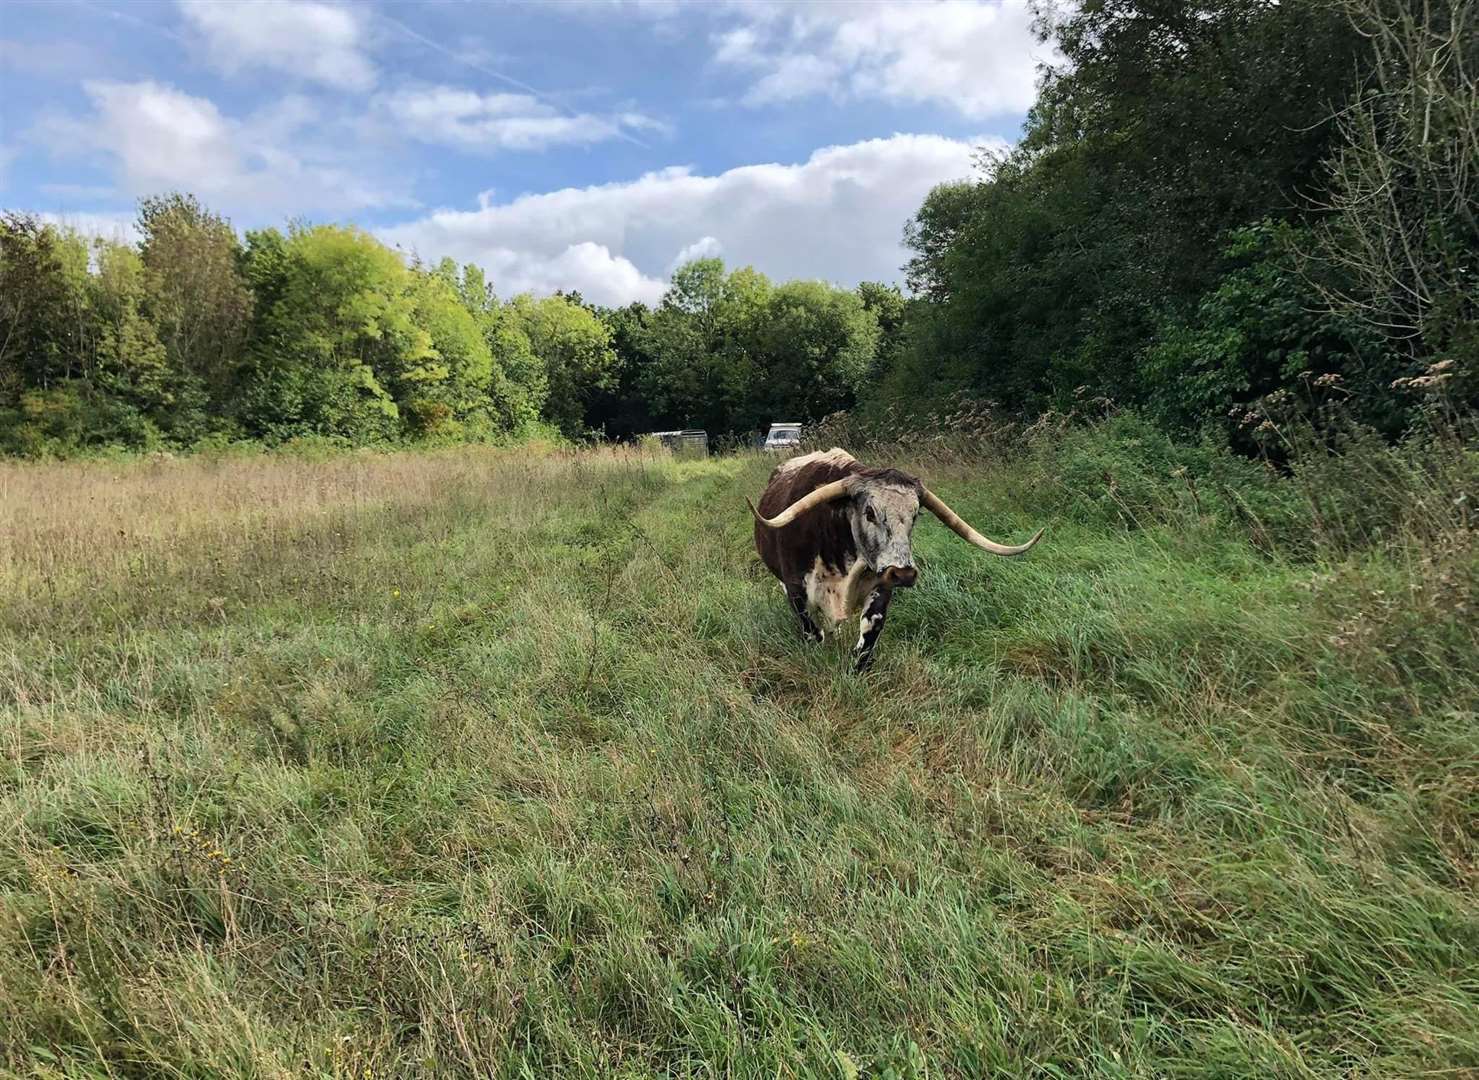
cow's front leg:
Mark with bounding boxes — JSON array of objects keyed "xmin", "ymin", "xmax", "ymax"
[
  {"xmin": 853, "ymin": 587, "xmax": 893, "ymax": 672},
  {"xmin": 785, "ymin": 583, "xmax": 823, "ymax": 643}
]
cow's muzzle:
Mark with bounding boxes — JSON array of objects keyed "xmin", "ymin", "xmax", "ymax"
[{"xmin": 882, "ymin": 565, "xmax": 918, "ymax": 588}]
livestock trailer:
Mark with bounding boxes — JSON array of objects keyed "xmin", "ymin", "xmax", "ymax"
[{"xmin": 648, "ymin": 429, "xmax": 709, "ymax": 458}]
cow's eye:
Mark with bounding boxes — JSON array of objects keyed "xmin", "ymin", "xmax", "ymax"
[{"xmin": 864, "ymin": 506, "xmax": 878, "ymax": 525}]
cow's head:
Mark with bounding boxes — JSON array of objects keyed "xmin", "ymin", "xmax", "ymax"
[
  {"xmin": 749, "ymin": 465, "xmax": 1042, "ymax": 586},
  {"xmin": 848, "ymin": 470, "xmax": 924, "ymax": 587}
]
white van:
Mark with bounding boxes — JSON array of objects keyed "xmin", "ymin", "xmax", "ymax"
[{"xmin": 763, "ymin": 423, "xmax": 802, "ymax": 451}]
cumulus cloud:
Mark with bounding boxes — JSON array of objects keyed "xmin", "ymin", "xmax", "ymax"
[
  {"xmin": 373, "ymin": 85, "xmax": 663, "ymax": 152},
  {"xmin": 712, "ymin": 0, "xmax": 1051, "ymax": 118},
  {"xmin": 670, "ymin": 235, "xmax": 723, "ymax": 271},
  {"xmin": 378, "ymin": 132, "xmax": 991, "ymax": 307},
  {"xmin": 177, "ymin": 0, "xmax": 376, "ymax": 91},
  {"xmin": 38, "ymin": 80, "xmax": 407, "ymax": 215}
]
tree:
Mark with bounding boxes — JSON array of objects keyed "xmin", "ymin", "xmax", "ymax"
[
  {"xmin": 237, "ymin": 224, "xmax": 431, "ymax": 443},
  {"xmin": 1302, "ymin": 0, "xmax": 1479, "ymax": 403},
  {"xmin": 90, "ymin": 240, "xmax": 175, "ymax": 431},
  {"xmin": 0, "ymin": 215, "xmax": 92, "ymax": 399},
  {"xmin": 589, "ymin": 302, "xmax": 663, "ymax": 439},
  {"xmin": 639, "ymin": 259, "xmax": 768, "ymax": 435},
  {"xmin": 507, "ymin": 293, "xmax": 617, "ymax": 438},
  {"xmin": 743, "ymin": 280, "xmax": 879, "ymax": 431},
  {"xmin": 1142, "ymin": 222, "xmax": 1400, "ymax": 435},
  {"xmin": 856, "ymin": 281, "xmax": 908, "ymax": 385},
  {"xmin": 401, "ymin": 265, "xmax": 495, "ymax": 437},
  {"xmin": 136, "ymin": 193, "xmax": 251, "ymax": 420}
]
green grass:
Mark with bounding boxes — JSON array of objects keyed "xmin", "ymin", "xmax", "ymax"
[{"xmin": 1, "ymin": 435, "xmax": 1475, "ymax": 1078}]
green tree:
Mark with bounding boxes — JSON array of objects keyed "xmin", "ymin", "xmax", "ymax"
[
  {"xmin": 135, "ymin": 194, "xmax": 251, "ymax": 425},
  {"xmin": 90, "ymin": 240, "xmax": 174, "ymax": 435},
  {"xmin": 856, "ymin": 281, "xmax": 908, "ymax": 385},
  {"xmin": 237, "ymin": 224, "xmax": 431, "ymax": 443},
  {"xmin": 508, "ymin": 293, "xmax": 617, "ymax": 438},
  {"xmin": 640, "ymin": 259, "xmax": 767, "ymax": 434},
  {"xmin": 743, "ymin": 280, "xmax": 879, "ymax": 431},
  {"xmin": 1142, "ymin": 222, "xmax": 1400, "ymax": 435},
  {"xmin": 0, "ymin": 215, "xmax": 92, "ymax": 398},
  {"xmin": 400, "ymin": 265, "xmax": 495, "ymax": 437},
  {"xmin": 1302, "ymin": 0, "xmax": 1479, "ymax": 404},
  {"xmin": 589, "ymin": 302, "xmax": 662, "ymax": 439},
  {"xmin": 0, "ymin": 219, "xmax": 184, "ymax": 454},
  {"xmin": 446, "ymin": 259, "xmax": 546, "ymax": 432},
  {"xmin": 892, "ymin": 0, "xmax": 1370, "ymax": 417}
]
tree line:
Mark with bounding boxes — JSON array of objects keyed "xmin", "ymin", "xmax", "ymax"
[
  {"xmin": 0, "ymin": 197, "xmax": 895, "ymax": 456},
  {"xmin": 3, "ymin": 0, "xmax": 1474, "ymax": 459}
]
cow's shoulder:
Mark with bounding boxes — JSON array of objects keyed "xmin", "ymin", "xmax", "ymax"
[
  {"xmin": 772, "ymin": 447, "xmax": 855, "ymax": 480},
  {"xmin": 766, "ymin": 448, "xmax": 858, "ymax": 495}
]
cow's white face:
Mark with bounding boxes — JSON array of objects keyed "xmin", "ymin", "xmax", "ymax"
[{"xmin": 849, "ymin": 482, "xmax": 922, "ymax": 585}]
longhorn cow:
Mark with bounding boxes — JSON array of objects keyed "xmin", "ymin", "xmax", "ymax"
[{"xmin": 750, "ymin": 448, "xmax": 1043, "ymax": 671}]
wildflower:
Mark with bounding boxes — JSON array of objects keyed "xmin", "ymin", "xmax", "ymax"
[{"xmin": 391, "ymin": 589, "xmax": 400, "ymax": 598}]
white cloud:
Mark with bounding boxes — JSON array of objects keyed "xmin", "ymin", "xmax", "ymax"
[
  {"xmin": 712, "ymin": 0, "xmax": 1051, "ymax": 118},
  {"xmin": 378, "ymin": 132, "xmax": 992, "ymax": 306},
  {"xmin": 177, "ymin": 0, "xmax": 376, "ymax": 91},
  {"xmin": 38, "ymin": 80, "xmax": 407, "ymax": 216},
  {"xmin": 373, "ymin": 86, "xmax": 662, "ymax": 152},
  {"xmin": 520, "ymin": 242, "xmax": 669, "ymax": 307},
  {"xmin": 670, "ymin": 235, "xmax": 723, "ymax": 271},
  {"xmin": 39, "ymin": 211, "xmax": 141, "ymax": 247}
]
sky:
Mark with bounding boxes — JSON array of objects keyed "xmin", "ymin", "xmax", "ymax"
[{"xmin": 0, "ymin": 0, "xmax": 1055, "ymax": 306}]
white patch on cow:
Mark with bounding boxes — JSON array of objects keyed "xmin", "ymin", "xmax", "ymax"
[
  {"xmin": 803, "ymin": 554, "xmax": 880, "ymax": 626},
  {"xmin": 855, "ymin": 611, "xmax": 883, "ymax": 651},
  {"xmin": 775, "ymin": 447, "xmax": 855, "ymax": 476}
]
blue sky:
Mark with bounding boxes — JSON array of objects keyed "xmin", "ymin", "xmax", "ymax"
[{"xmin": 0, "ymin": 0, "xmax": 1053, "ymax": 304}]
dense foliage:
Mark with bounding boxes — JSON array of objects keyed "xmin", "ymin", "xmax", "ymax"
[
  {"xmin": 0, "ymin": 209, "xmax": 885, "ymax": 455},
  {"xmin": 891, "ymin": 0, "xmax": 1477, "ymax": 434}
]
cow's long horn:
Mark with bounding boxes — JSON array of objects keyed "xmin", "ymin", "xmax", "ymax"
[
  {"xmin": 748, "ymin": 478, "xmax": 853, "ymax": 528},
  {"xmin": 922, "ymin": 488, "xmax": 1043, "ymax": 556}
]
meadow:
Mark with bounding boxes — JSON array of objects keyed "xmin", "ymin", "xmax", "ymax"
[{"xmin": 1, "ymin": 423, "xmax": 1475, "ymax": 1078}]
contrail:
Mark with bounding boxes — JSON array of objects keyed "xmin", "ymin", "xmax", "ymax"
[
  {"xmin": 372, "ymin": 11, "xmax": 653, "ymax": 150},
  {"xmin": 71, "ymin": 0, "xmax": 190, "ymax": 44},
  {"xmin": 68, "ymin": 1, "xmax": 651, "ymax": 151}
]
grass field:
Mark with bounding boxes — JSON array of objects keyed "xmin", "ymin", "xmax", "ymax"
[{"xmin": 2, "ymin": 429, "xmax": 1476, "ymax": 1078}]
